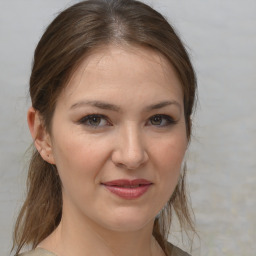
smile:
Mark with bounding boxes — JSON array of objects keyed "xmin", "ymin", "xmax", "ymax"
[{"xmin": 101, "ymin": 179, "xmax": 153, "ymax": 200}]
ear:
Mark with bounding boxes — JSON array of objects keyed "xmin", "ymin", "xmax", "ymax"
[{"xmin": 27, "ymin": 107, "xmax": 55, "ymax": 164}]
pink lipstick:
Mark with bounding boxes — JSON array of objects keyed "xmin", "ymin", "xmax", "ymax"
[{"xmin": 102, "ymin": 179, "xmax": 152, "ymax": 200}]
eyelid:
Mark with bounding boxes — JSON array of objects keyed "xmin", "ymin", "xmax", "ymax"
[
  {"xmin": 147, "ymin": 114, "xmax": 178, "ymax": 127},
  {"xmin": 77, "ymin": 113, "xmax": 177, "ymax": 128},
  {"xmin": 78, "ymin": 114, "xmax": 112, "ymax": 127}
]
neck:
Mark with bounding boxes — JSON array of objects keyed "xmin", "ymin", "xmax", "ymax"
[{"xmin": 39, "ymin": 210, "xmax": 164, "ymax": 256}]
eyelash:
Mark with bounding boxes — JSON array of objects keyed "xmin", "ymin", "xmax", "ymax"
[
  {"xmin": 78, "ymin": 114, "xmax": 111, "ymax": 128},
  {"xmin": 147, "ymin": 114, "xmax": 177, "ymax": 127},
  {"xmin": 78, "ymin": 114, "xmax": 177, "ymax": 128}
]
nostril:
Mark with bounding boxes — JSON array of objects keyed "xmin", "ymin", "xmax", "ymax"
[
  {"xmin": 112, "ymin": 152, "xmax": 148, "ymax": 170},
  {"xmin": 111, "ymin": 131, "xmax": 149, "ymax": 169}
]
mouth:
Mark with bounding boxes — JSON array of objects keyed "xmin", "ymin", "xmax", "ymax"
[{"xmin": 101, "ymin": 179, "xmax": 153, "ymax": 200}]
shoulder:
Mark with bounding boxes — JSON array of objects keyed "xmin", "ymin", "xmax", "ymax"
[
  {"xmin": 19, "ymin": 248, "xmax": 57, "ymax": 256},
  {"xmin": 167, "ymin": 242, "xmax": 191, "ymax": 256}
]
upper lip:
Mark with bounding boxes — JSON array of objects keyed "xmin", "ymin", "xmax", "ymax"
[{"xmin": 102, "ymin": 179, "xmax": 152, "ymax": 186}]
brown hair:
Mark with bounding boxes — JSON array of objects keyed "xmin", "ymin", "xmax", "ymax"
[{"xmin": 13, "ymin": 0, "xmax": 197, "ymax": 255}]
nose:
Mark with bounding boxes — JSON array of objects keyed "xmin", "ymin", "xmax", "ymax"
[{"xmin": 111, "ymin": 125, "xmax": 149, "ymax": 170}]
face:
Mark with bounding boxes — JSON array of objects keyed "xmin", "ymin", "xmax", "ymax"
[{"xmin": 47, "ymin": 45, "xmax": 187, "ymax": 232}]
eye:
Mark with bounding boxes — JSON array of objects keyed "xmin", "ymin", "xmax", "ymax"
[
  {"xmin": 78, "ymin": 114, "xmax": 110, "ymax": 128},
  {"xmin": 148, "ymin": 114, "xmax": 177, "ymax": 127}
]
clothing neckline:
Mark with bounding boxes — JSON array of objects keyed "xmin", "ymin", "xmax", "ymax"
[
  {"xmin": 35, "ymin": 247, "xmax": 58, "ymax": 256},
  {"xmin": 34, "ymin": 242, "xmax": 190, "ymax": 256}
]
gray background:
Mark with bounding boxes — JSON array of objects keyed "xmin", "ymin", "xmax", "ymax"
[{"xmin": 0, "ymin": 0, "xmax": 255, "ymax": 255}]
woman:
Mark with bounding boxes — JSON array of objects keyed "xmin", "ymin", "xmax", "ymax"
[{"xmin": 13, "ymin": 0, "xmax": 197, "ymax": 255}]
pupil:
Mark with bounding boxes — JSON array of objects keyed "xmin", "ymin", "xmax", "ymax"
[
  {"xmin": 152, "ymin": 115, "xmax": 162, "ymax": 125},
  {"xmin": 90, "ymin": 116, "xmax": 100, "ymax": 125}
]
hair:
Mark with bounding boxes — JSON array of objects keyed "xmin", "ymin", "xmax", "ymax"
[{"xmin": 13, "ymin": 0, "xmax": 197, "ymax": 255}]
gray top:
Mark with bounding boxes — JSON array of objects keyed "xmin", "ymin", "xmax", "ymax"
[
  {"xmin": 19, "ymin": 243, "xmax": 190, "ymax": 256},
  {"xmin": 19, "ymin": 248, "xmax": 56, "ymax": 256}
]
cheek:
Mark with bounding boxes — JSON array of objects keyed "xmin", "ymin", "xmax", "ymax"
[
  {"xmin": 52, "ymin": 134, "xmax": 110, "ymax": 183},
  {"xmin": 147, "ymin": 132, "xmax": 187, "ymax": 214},
  {"xmin": 155, "ymin": 132, "xmax": 187, "ymax": 166},
  {"xmin": 153, "ymin": 132, "xmax": 187, "ymax": 185},
  {"xmin": 163, "ymin": 140, "xmax": 185, "ymax": 161},
  {"xmin": 51, "ymin": 136, "xmax": 109, "ymax": 207}
]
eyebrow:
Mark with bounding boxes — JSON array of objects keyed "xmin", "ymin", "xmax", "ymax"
[
  {"xmin": 70, "ymin": 100, "xmax": 181, "ymax": 112},
  {"xmin": 70, "ymin": 100, "xmax": 120, "ymax": 112},
  {"xmin": 144, "ymin": 100, "xmax": 181, "ymax": 112}
]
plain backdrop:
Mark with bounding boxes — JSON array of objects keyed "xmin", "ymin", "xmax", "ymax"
[{"xmin": 0, "ymin": 1, "xmax": 255, "ymax": 255}]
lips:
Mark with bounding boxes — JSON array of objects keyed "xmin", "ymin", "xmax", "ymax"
[{"xmin": 101, "ymin": 179, "xmax": 152, "ymax": 200}]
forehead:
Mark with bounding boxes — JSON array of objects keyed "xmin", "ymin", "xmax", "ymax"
[
  {"xmin": 71, "ymin": 44, "xmax": 177, "ymax": 81},
  {"xmin": 59, "ymin": 44, "xmax": 183, "ymax": 106}
]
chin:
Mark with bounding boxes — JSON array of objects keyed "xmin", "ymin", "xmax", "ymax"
[{"xmin": 98, "ymin": 210, "xmax": 156, "ymax": 233}]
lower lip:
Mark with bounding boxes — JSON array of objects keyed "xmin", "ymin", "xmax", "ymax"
[{"xmin": 103, "ymin": 184, "xmax": 151, "ymax": 200}]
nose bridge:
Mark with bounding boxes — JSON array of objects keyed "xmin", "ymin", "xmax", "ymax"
[
  {"xmin": 124, "ymin": 124, "xmax": 143, "ymax": 155},
  {"xmin": 113, "ymin": 123, "xmax": 148, "ymax": 169}
]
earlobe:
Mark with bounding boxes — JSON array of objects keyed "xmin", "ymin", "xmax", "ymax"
[{"xmin": 27, "ymin": 107, "xmax": 55, "ymax": 164}]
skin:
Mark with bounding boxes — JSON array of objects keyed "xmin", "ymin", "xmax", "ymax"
[{"xmin": 28, "ymin": 45, "xmax": 188, "ymax": 256}]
